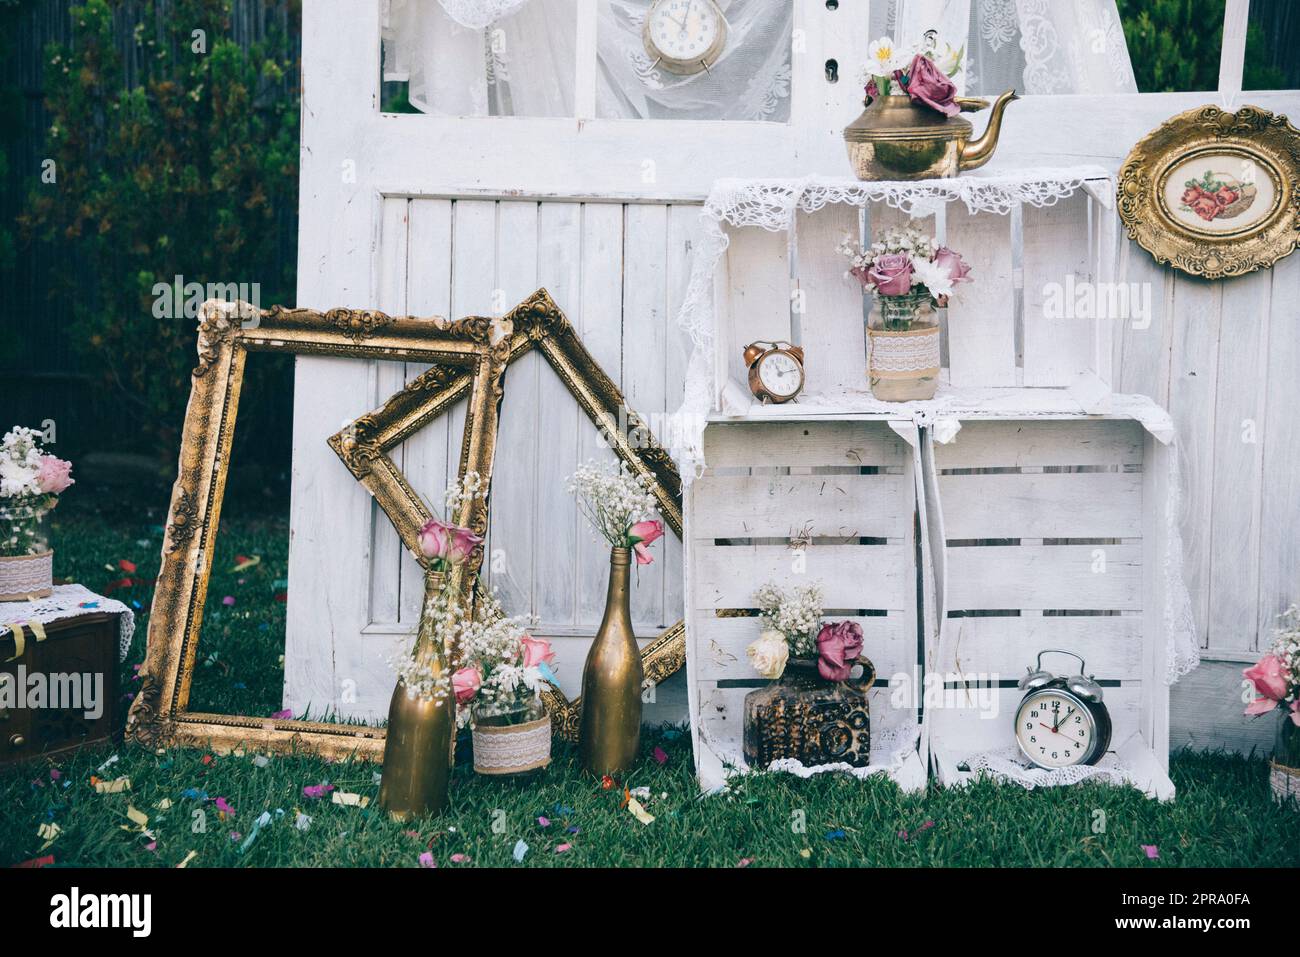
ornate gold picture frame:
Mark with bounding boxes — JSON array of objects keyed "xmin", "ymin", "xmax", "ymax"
[
  {"xmin": 329, "ymin": 288, "xmax": 686, "ymax": 742},
  {"xmin": 126, "ymin": 301, "xmax": 507, "ymax": 759},
  {"xmin": 1118, "ymin": 105, "xmax": 1300, "ymax": 279}
]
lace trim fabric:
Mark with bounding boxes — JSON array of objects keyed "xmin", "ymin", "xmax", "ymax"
[
  {"xmin": 0, "ymin": 584, "xmax": 136, "ymax": 662},
  {"xmin": 471, "ymin": 718, "xmax": 552, "ymax": 773},
  {"xmin": 435, "ymin": 0, "xmax": 530, "ymax": 29},
  {"xmin": 0, "ymin": 552, "xmax": 53, "ymax": 600},
  {"xmin": 869, "ymin": 327, "xmax": 941, "ymax": 377},
  {"xmin": 764, "ymin": 724, "xmax": 921, "ymax": 781},
  {"xmin": 958, "ymin": 746, "xmax": 1137, "ymax": 790}
]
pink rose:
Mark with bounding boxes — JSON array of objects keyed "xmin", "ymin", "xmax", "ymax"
[
  {"xmin": 629, "ymin": 519, "xmax": 663, "ymax": 566},
  {"xmin": 899, "ymin": 53, "xmax": 958, "ymax": 117},
  {"xmin": 520, "ymin": 635, "xmax": 555, "ymax": 669},
  {"xmin": 933, "ymin": 246, "xmax": 972, "ymax": 285},
  {"xmin": 867, "ymin": 253, "xmax": 914, "ymax": 296},
  {"xmin": 418, "ymin": 517, "xmax": 483, "ymax": 566},
  {"xmin": 1244, "ymin": 654, "xmax": 1288, "ymax": 701},
  {"xmin": 1215, "ymin": 185, "xmax": 1238, "ymax": 207},
  {"xmin": 1243, "ymin": 654, "xmax": 1290, "ymax": 716},
  {"xmin": 451, "ymin": 667, "xmax": 481, "ymax": 704},
  {"xmin": 36, "ymin": 455, "xmax": 74, "ymax": 495},
  {"xmin": 1180, "ymin": 186, "xmax": 1202, "ymax": 206},
  {"xmin": 815, "ymin": 620, "xmax": 864, "ymax": 682}
]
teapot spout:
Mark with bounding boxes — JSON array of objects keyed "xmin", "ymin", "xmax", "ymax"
[{"xmin": 959, "ymin": 89, "xmax": 1019, "ymax": 172}]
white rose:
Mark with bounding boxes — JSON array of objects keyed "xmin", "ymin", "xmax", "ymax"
[{"xmin": 747, "ymin": 630, "xmax": 790, "ymax": 680}]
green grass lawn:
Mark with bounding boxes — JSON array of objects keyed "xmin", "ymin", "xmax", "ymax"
[{"xmin": 1, "ymin": 498, "xmax": 1296, "ymax": 868}]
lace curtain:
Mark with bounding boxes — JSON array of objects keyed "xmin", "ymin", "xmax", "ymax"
[
  {"xmin": 873, "ymin": 0, "xmax": 1136, "ymax": 96},
  {"xmin": 382, "ymin": 0, "xmax": 1135, "ymax": 118},
  {"xmin": 382, "ymin": 0, "xmax": 794, "ymax": 121}
]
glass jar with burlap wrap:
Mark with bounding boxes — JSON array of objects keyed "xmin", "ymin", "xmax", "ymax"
[{"xmin": 866, "ymin": 291, "xmax": 940, "ymax": 401}]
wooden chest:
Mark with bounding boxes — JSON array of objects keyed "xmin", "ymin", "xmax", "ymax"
[{"xmin": 0, "ymin": 611, "xmax": 122, "ymax": 764}]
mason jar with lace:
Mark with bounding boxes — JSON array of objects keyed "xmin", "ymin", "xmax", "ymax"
[
  {"xmin": 0, "ymin": 496, "xmax": 54, "ymax": 601},
  {"xmin": 470, "ymin": 694, "xmax": 551, "ymax": 778},
  {"xmin": 867, "ymin": 290, "xmax": 941, "ymax": 401}
]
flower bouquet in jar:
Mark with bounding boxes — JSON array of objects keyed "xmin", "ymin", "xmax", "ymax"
[
  {"xmin": 0, "ymin": 426, "xmax": 74, "ymax": 600},
  {"xmin": 838, "ymin": 225, "xmax": 972, "ymax": 401}
]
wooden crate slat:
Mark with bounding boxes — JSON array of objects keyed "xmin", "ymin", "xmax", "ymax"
[
  {"xmin": 703, "ymin": 420, "xmax": 907, "ymax": 470},
  {"xmin": 690, "ymin": 472, "xmax": 910, "ymax": 540},
  {"xmin": 934, "ymin": 420, "xmax": 1144, "ymax": 469},
  {"xmin": 1021, "ymin": 192, "xmax": 1094, "ymax": 386},
  {"xmin": 945, "ymin": 544, "xmax": 1142, "ymax": 611},
  {"xmin": 935, "ymin": 615, "xmax": 1144, "ymax": 681},
  {"xmin": 795, "ymin": 204, "xmax": 867, "ymax": 395},
  {"xmin": 944, "ymin": 210, "xmax": 1017, "ymax": 386},
  {"xmin": 928, "ymin": 685, "xmax": 1141, "ymax": 755},
  {"xmin": 693, "ymin": 542, "xmax": 911, "ymax": 610},
  {"xmin": 938, "ymin": 471, "xmax": 1142, "ymax": 540},
  {"xmin": 721, "ymin": 224, "xmax": 790, "ymax": 390},
  {"xmin": 692, "ymin": 613, "xmax": 912, "ymax": 682}
]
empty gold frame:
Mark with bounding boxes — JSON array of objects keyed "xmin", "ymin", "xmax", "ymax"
[
  {"xmin": 329, "ymin": 288, "xmax": 686, "ymax": 742},
  {"xmin": 126, "ymin": 300, "xmax": 507, "ymax": 759}
]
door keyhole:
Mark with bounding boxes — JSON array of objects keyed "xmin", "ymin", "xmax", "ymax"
[{"xmin": 825, "ymin": 59, "xmax": 839, "ymax": 83}]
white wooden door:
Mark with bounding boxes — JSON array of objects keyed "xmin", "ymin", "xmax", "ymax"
[{"xmin": 286, "ymin": 0, "xmax": 873, "ymax": 719}]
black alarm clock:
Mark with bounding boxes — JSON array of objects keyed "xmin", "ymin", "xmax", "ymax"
[{"xmin": 1014, "ymin": 650, "xmax": 1112, "ymax": 768}]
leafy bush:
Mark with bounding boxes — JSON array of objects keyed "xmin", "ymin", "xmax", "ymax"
[
  {"xmin": 21, "ymin": 0, "xmax": 299, "ymax": 459},
  {"xmin": 1118, "ymin": 0, "xmax": 1286, "ymax": 92}
]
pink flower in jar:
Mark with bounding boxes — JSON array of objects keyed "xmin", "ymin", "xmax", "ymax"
[
  {"xmin": 36, "ymin": 455, "xmax": 74, "ymax": 495},
  {"xmin": 867, "ymin": 253, "xmax": 914, "ymax": 296},
  {"xmin": 451, "ymin": 667, "xmax": 482, "ymax": 704},
  {"xmin": 520, "ymin": 635, "xmax": 555, "ymax": 669},
  {"xmin": 932, "ymin": 246, "xmax": 972, "ymax": 285}
]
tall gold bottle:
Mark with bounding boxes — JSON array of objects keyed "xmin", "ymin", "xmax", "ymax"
[
  {"xmin": 578, "ymin": 546, "xmax": 643, "ymax": 776},
  {"xmin": 378, "ymin": 572, "xmax": 454, "ymax": 821}
]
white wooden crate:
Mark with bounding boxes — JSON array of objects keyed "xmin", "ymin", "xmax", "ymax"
[
  {"xmin": 685, "ymin": 419, "xmax": 927, "ymax": 793},
  {"xmin": 708, "ymin": 172, "xmax": 1118, "ymax": 411},
  {"xmin": 924, "ymin": 418, "xmax": 1175, "ymax": 800}
]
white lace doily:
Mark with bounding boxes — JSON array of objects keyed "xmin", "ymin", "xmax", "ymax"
[
  {"xmin": 764, "ymin": 724, "xmax": 921, "ymax": 781},
  {"xmin": 0, "ymin": 584, "xmax": 135, "ymax": 662},
  {"xmin": 958, "ymin": 746, "xmax": 1135, "ymax": 790}
]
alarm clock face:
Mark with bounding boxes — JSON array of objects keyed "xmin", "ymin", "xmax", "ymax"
[
  {"xmin": 646, "ymin": 0, "xmax": 724, "ymax": 67},
  {"xmin": 758, "ymin": 350, "xmax": 802, "ymax": 398},
  {"xmin": 1015, "ymin": 689, "xmax": 1097, "ymax": 768}
]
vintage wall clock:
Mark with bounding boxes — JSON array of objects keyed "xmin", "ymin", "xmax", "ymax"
[{"xmin": 642, "ymin": 0, "xmax": 728, "ymax": 75}]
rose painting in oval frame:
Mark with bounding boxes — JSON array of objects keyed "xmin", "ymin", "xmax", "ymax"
[{"xmin": 1118, "ymin": 105, "xmax": 1300, "ymax": 279}]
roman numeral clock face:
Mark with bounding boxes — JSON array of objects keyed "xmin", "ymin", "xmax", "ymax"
[
  {"xmin": 645, "ymin": 0, "xmax": 725, "ymax": 73},
  {"xmin": 1015, "ymin": 690, "xmax": 1095, "ymax": 767}
]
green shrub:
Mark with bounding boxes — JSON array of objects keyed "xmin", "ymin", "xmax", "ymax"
[{"xmin": 21, "ymin": 0, "xmax": 299, "ymax": 459}]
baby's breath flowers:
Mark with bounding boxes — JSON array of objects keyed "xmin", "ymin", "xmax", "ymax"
[
  {"xmin": 752, "ymin": 581, "xmax": 824, "ymax": 659},
  {"xmin": 451, "ymin": 592, "xmax": 554, "ymax": 727},
  {"xmin": 566, "ymin": 460, "xmax": 663, "ymax": 564},
  {"xmin": 1, "ymin": 426, "xmax": 73, "ymax": 557}
]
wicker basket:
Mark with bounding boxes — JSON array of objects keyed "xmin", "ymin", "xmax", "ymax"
[
  {"xmin": 472, "ymin": 713, "xmax": 552, "ymax": 775},
  {"xmin": 1269, "ymin": 758, "xmax": 1299, "ymax": 806},
  {"xmin": 0, "ymin": 551, "xmax": 54, "ymax": 602}
]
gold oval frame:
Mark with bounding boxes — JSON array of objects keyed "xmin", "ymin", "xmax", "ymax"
[{"xmin": 1118, "ymin": 105, "xmax": 1300, "ymax": 279}]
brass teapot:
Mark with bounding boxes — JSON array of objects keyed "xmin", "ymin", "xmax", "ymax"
[{"xmin": 844, "ymin": 89, "xmax": 1019, "ymax": 181}]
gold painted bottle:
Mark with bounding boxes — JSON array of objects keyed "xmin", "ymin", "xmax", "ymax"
[
  {"xmin": 378, "ymin": 573, "xmax": 453, "ymax": 820},
  {"xmin": 578, "ymin": 546, "xmax": 643, "ymax": 776}
]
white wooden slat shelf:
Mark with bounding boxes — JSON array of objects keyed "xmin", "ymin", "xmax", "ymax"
[
  {"xmin": 926, "ymin": 418, "xmax": 1176, "ymax": 801},
  {"xmin": 685, "ymin": 419, "xmax": 927, "ymax": 794}
]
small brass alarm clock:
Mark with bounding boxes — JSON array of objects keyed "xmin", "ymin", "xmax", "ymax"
[
  {"xmin": 743, "ymin": 340, "xmax": 805, "ymax": 404},
  {"xmin": 1015, "ymin": 650, "xmax": 1112, "ymax": 768},
  {"xmin": 642, "ymin": 0, "xmax": 728, "ymax": 75}
]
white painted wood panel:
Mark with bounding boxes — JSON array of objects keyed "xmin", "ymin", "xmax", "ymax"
[
  {"xmin": 930, "ymin": 686, "xmax": 1142, "ymax": 756},
  {"xmin": 935, "ymin": 419, "xmax": 1145, "ymax": 469},
  {"xmin": 938, "ymin": 472, "xmax": 1142, "ymax": 540},
  {"xmin": 945, "ymin": 545, "xmax": 1143, "ymax": 611},
  {"xmin": 702, "ymin": 420, "xmax": 908, "ymax": 469},
  {"xmin": 936, "ymin": 616, "xmax": 1144, "ymax": 680},
  {"xmin": 693, "ymin": 543, "xmax": 911, "ymax": 610},
  {"xmin": 945, "ymin": 211, "xmax": 1017, "ymax": 386},
  {"xmin": 1021, "ymin": 192, "xmax": 1093, "ymax": 386},
  {"xmin": 690, "ymin": 472, "xmax": 911, "ymax": 540}
]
